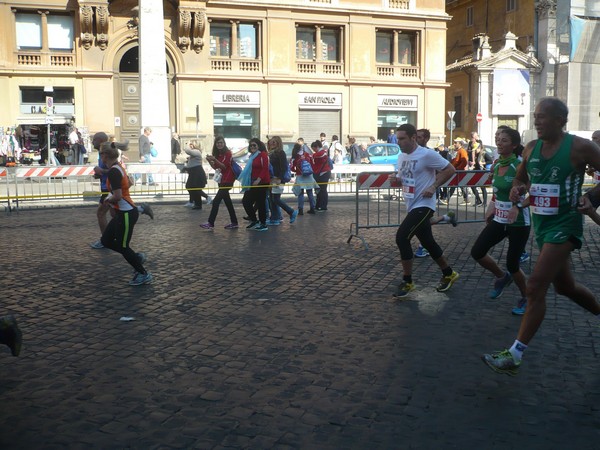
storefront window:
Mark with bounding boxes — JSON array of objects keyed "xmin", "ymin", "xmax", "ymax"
[
  {"xmin": 20, "ymin": 87, "xmax": 74, "ymax": 115},
  {"xmin": 213, "ymin": 108, "xmax": 259, "ymax": 142},
  {"xmin": 376, "ymin": 112, "xmax": 417, "ymax": 141}
]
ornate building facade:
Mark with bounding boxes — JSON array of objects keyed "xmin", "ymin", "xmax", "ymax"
[{"xmin": 0, "ymin": 0, "xmax": 450, "ymax": 153}]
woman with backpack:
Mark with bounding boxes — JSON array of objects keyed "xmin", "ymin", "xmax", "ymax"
[
  {"xmin": 200, "ymin": 136, "xmax": 239, "ymax": 230},
  {"xmin": 267, "ymin": 136, "xmax": 298, "ymax": 225},
  {"xmin": 311, "ymin": 140, "xmax": 332, "ymax": 211},
  {"xmin": 290, "ymin": 143, "xmax": 318, "ymax": 215}
]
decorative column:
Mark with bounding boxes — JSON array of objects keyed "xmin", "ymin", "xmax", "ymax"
[
  {"xmin": 138, "ymin": 0, "xmax": 170, "ymax": 161},
  {"xmin": 535, "ymin": 0, "xmax": 557, "ymax": 98}
]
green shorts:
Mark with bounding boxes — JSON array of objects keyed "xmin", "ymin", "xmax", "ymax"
[{"xmin": 533, "ymin": 212, "xmax": 583, "ymax": 250}]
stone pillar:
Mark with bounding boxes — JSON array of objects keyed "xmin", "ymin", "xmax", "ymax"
[
  {"xmin": 535, "ymin": 0, "xmax": 557, "ymax": 98},
  {"xmin": 139, "ymin": 0, "xmax": 171, "ymax": 161}
]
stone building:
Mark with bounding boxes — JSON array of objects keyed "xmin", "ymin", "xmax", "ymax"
[{"xmin": 0, "ymin": 0, "xmax": 450, "ymax": 156}]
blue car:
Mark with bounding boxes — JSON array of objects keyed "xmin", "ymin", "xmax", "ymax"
[{"xmin": 365, "ymin": 143, "xmax": 401, "ymax": 167}]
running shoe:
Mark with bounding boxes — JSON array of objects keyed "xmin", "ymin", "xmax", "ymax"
[
  {"xmin": 0, "ymin": 315, "xmax": 22, "ymax": 357},
  {"xmin": 414, "ymin": 245, "xmax": 429, "ymax": 258},
  {"xmin": 199, "ymin": 223, "xmax": 214, "ymax": 230},
  {"xmin": 266, "ymin": 219, "xmax": 281, "ymax": 226},
  {"xmin": 393, "ymin": 281, "xmax": 416, "ymax": 298},
  {"xmin": 438, "ymin": 199, "xmax": 448, "ymax": 205},
  {"xmin": 290, "ymin": 210, "xmax": 299, "ymax": 224},
  {"xmin": 140, "ymin": 202, "xmax": 154, "ymax": 220},
  {"xmin": 129, "ymin": 272, "xmax": 153, "ymax": 286},
  {"xmin": 254, "ymin": 223, "xmax": 269, "ymax": 232},
  {"xmin": 436, "ymin": 271, "xmax": 459, "ymax": 292},
  {"xmin": 224, "ymin": 223, "xmax": 238, "ymax": 229},
  {"xmin": 481, "ymin": 349, "xmax": 521, "ymax": 376},
  {"xmin": 246, "ymin": 221, "xmax": 259, "ymax": 229},
  {"xmin": 519, "ymin": 252, "xmax": 530, "ymax": 263},
  {"xmin": 489, "ymin": 272, "xmax": 513, "ymax": 299},
  {"xmin": 307, "ymin": 209, "xmax": 316, "ymax": 214},
  {"xmin": 184, "ymin": 202, "xmax": 194, "ymax": 208},
  {"xmin": 90, "ymin": 239, "xmax": 104, "ymax": 249},
  {"xmin": 206, "ymin": 195, "xmax": 213, "ymax": 205},
  {"xmin": 511, "ymin": 298, "xmax": 527, "ymax": 316},
  {"xmin": 446, "ymin": 210, "xmax": 458, "ymax": 227}
]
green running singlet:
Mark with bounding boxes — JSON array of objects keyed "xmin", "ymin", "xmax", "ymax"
[{"xmin": 526, "ymin": 133, "xmax": 583, "ymax": 249}]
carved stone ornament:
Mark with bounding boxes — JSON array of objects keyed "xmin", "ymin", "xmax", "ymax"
[
  {"xmin": 192, "ymin": 10, "xmax": 206, "ymax": 53},
  {"xmin": 80, "ymin": 5, "xmax": 94, "ymax": 50},
  {"xmin": 178, "ymin": 9, "xmax": 192, "ymax": 53},
  {"xmin": 535, "ymin": 0, "xmax": 556, "ymax": 18},
  {"xmin": 96, "ymin": 5, "xmax": 109, "ymax": 50}
]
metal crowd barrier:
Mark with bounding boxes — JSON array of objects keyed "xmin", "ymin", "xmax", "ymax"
[
  {"xmin": 0, "ymin": 162, "xmax": 384, "ymax": 212},
  {"xmin": 347, "ymin": 170, "xmax": 493, "ymax": 250}
]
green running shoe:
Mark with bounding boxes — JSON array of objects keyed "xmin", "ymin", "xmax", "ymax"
[
  {"xmin": 393, "ymin": 281, "xmax": 415, "ymax": 298},
  {"xmin": 481, "ymin": 349, "xmax": 521, "ymax": 376},
  {"xmin": 436, "ymin": 271, "xmax": 459, "ymax": 292}
]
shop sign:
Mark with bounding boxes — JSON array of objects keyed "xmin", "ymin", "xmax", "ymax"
[
  {"xmin": 298, "ymin": 93, "xmax": 342, "ymax": 110},
  {"xmin": 377, "ymin": 95, "xmax": 418, "ymax": 111},
  {"xmin": 213, "ymin": 91, "xmax": 260, "ymax": 108}
]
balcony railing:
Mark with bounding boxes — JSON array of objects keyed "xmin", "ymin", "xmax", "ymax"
[
  {"xmin": 17, "ymin": 51, "xmax": 74, "ymax": 67},
  {"xmin": 388, "ymin": 0, "xmax": 410, "ymax": 8},
  {"xmin": 377, "ymin": 65, "xmax": 419, "ymax": 79},
  {"xmin": 297, "ymin": 61, "xmax": 344, "ymax": 76},
  {"xmin": 211, "ymin": 58, "xmax": 262, "ymax": 73}
]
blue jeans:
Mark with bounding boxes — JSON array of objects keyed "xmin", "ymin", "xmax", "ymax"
[
  {"xmin": 141, "ymin": 154, "xmax": 154, "ymax": 184},
  {"xmin": 298, "ymin": 189, "xmax": 315, "ymax": 211}
]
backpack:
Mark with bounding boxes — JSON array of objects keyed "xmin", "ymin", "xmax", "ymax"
[
  {"xmin": 281, "ymin": 165, "xmax": 292, "ymax": 183},
  {"xmin": 231, "ymin": 160, "xmax": 242, "ymax": 177},
  {"xmin": 301, "ymin": 159, "xmax": 313, "ymax": 176}
]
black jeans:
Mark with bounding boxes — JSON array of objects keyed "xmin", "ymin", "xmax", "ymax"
[
  {"xmin": 207, "ymin": 184, "xmax": 238, "ymax": 225},
  {"xmin": 314, "ymin": 171, "xmax": 330, "ymax": 209},
  {"xmin": 242, "ymin": 186, "xmax": 268, "ymax": 224}
]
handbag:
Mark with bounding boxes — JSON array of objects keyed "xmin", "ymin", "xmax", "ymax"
[
  {"xmin": 213, "ymin": 169, "xmax": 222, "ymax": 184},
  {"xmin": 150, "ymin": 147, "xmax": 158, "ymax": 157},
  {"xmin": 231, "ymin": 160, "xmax": 242, "ymax": 177}
]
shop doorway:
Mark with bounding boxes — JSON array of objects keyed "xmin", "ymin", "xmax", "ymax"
[{"xmin": 114, "ymin": 45, "xmax": 176, "ymax": 147}]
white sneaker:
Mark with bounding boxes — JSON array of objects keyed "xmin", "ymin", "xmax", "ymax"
[
  {"xmin": 184, "ymin": 202, "xmax": 194, "ymax": 208},
  {"xmin": 206, "ymin": 195, "xmax": 213, "ymax": 205},
  {"xmin": 90, "ymin": 239, "xmax": 104, "ymax": 249}
]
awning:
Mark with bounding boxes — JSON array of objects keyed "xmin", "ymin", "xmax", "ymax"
[{"xmin": 16, "ymin": 115, "xmax": 72, "ymax": 125}]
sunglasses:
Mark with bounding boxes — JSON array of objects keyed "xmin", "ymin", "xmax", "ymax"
[{"xmin": 249, "ymin": 143, "xmax": 258, "ymax": 148}]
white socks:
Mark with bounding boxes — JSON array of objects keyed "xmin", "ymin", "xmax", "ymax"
[{"xmin": 509, "ymin": 340, "xmax": 528, "ymax": 362}]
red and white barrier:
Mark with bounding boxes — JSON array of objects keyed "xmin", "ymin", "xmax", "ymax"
[
  {"xmin": 357, "ymin": 172, "xmax": 396, "ymax": 190},
  {"xmin": 15, "ymin": 165, "xmax": 95, "ymax": 178},
  {"xmin": 0, "ymin": 168, "xmax": 6, "ymax": 177},
  {"xmin": 442, "ymin": 170, "xmax": 491, "ymax": 187}
]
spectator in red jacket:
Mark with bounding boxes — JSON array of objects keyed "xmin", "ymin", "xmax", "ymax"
[
  {"xmin": 242, "ymin": 138, "xmax": 271, "ymax": 231},
  {"xmin": 311, "ymin": 140, "xmax": 332, "ymax": 211}
]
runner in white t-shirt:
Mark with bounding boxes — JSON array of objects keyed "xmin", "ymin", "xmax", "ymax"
[{"xmin": 389, "ymin": 124, "xmax": 460, "ymax": 297}]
